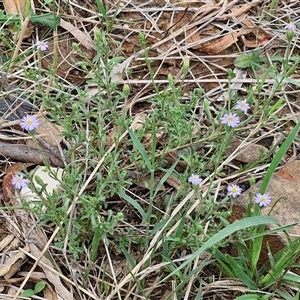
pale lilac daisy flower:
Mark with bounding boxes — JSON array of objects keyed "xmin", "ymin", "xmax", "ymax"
[
  {"xmin": 12, "ymin": 174, "xmax": 29, "ymax": 189},
  {"xmin": 284, "ymin": 23, "xmax": 297, "ymax": 32},
  {"xmin": 188, "ymin": 174, "xmax": 203, "ymax": 185},
  {"xmin": 221, "ymin": 113, "xmax": 240, "ymax": 128},
  {"xmin": 254, "ymin": 193, "xmax": 271, "ymax": 207},
  {"xmin": 235, "ymin": 99, "xmax": 250, "ymax": 114},
  {"xmin": 20, "ymin": 115, "xmax": 40, "ymax": 131},
  {"xmin": 227, "ymin": 184, "xmax": 242, "ymax": 198},
  {"xmin": 35, "ymin": 40, "xmax": 49, "ymax": 51}
]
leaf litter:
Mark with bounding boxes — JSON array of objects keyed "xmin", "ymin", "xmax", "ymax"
[{"xmin": 0, "ymin": 0, "xmax": 300, "ymax": 299}]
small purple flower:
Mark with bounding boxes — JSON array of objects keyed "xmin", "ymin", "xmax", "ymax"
[
  {"xmin": 188, "ymin": 174, "xmax": 203, "ymax": 185},
  {"xmin": 235, "ymin": 99, "xmax": 250, "ymax": 114},
  {"xmin": 12, "ymin": 174, "xmax": 29, "ymax": 189},
  {"xmin": 20, "ymin": 115, "xmax": 40, "ymax": 131},
  {"xmin": 221, "ymin": 112, "xmax": 240, "ymax": 128},
  {"xmin": 35, "ymin": 40, "xmax": 49, "ymax": 51},
  {"xmin": 227, "ymin": 184, "xmax": 242, "ymax": 198},
  {"xmin": 254, "ymin": 193, "xmax": 271, "ymax": 207},
  {"xmin": 284, "ymin": 23, "xmax": 297, "ymax": 32}
]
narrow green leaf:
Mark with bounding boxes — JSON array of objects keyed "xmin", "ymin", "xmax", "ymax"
[
  {"xmin": 117, "ymin": 190, "xmax": 146, "ymax": 221},
  {"xmin": 225, "ymin": 255, "xmax": 258, "ymax": 289},
  {"xmin": 253, "ymin": 117, "xmax": 300, "ymax": 279},
  {"xmin": 282, "ymin": 271, "xmax": 300, "ymax": 284},
  {"xmin": 153, "ymin": 159, "xmax": 179, "ymax": 198},
  {"xmin": 163, "ymin": 216, "xmax": 279, "ymax": 281},
  {"xmin": 209, "ymin": 248, "xmax": 236, "ymax": 277},
  {"xmin": 119, "ymin": 244, "xmax": 136, "ymax": 268},
  {"xmin": 128, "ymin": 128, "xmax": 152, "ymax": 171},
  {"xmin": 250, "ymin": 224, "xmax": 264, "ymax": 275},
  {"xmin": 151, "ymin": 218, "xmax": 168, "ymax": 234},
  {"xmin": 260, "ymin": 119, "xmax": 300, "ymax": 193},
  {"xmin": 261, "ymin": 238, "xmax": 300, "ymax": 287},
  {"xmin": 275, "ymin": 289, "xmax": 299, "ymax": 300},
  {"xmin": 235, "ymin": 294, "xmax": 261, "ymax": 300},
  {"xmin": 243, "ymin": 223, "xmax": 298, "ymax": 241},
  {"xmin": 90, "ymin": 225, "xmax": 102, "ymax": 262},
  {"xmin": 95, "ymin": 0, "xmax": 107, "ymax": 18},
  {"xmin": 30, "ymin": 13, "xmax": 60, "ymax": 28}
]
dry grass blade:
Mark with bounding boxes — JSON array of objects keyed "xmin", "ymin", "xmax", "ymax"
[{"xmin": 1, "ymin": 0, "xmax": 300, "ymax": 299}]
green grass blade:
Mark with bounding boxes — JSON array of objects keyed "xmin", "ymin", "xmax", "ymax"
[
  {"xmin": 235, "ymin": 295, "xmax": 264, "ymax": 300},
  {"xmin": 162, "ymin": 216, "xmax": 279, "ymax": 281},
  {"xmin": 153, "ymin": 159, "xmax": 179, "ymax": 198},
  {"xmin": 261, "ymin": 238, "xmax": 300, "ymax": 287},
  {"xmin": 210, "ymin": 248, "xmax": 236, "ymax": 277},
  {"xmin": 225, "ymin": 255, "xmax": 258, "ymax": 289},
  {"xmin": 260, "ymin": 119, "xmax": 300, "ymax": 193},
  {"xmin": 251, "ymin": 120, "xmax": 300, "ymax": 276},
  {"xmin": 95, "ymin": 0, "xmax": 107, "ymax": 18},
  {"xmin": 119, "ymin": 244, "xmax": 136, "ymax": 268},
  {"xmin": 128, "ymin": 128, "xmax": 152, "ymax": 171},
  {"xmin": 250, "ymin": 224, "xmax": 264, "ymax": 276},
  {"xmin": 275, "ymin": 289, "xmax": 299, "ymax": 300},
  {"xmin": 282, "ymin": 271, "xmax": 300, "ymax": 284},
  {"xmin": 117, "ymin": 190, "xmax": 146, "ymax": 221},
  {"xmin": 90, "ymin": 225, "xmax": 102, "ymax": 262}
]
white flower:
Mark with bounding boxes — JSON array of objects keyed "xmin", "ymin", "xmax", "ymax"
[
  {"xmin": 35, "ymin": 40, "xmax": 49, "ymax": 51},
  {"xmin": 221, "ymin": 113, "xmax": 240, "ymax": 128},
  {"xmin": 227, "ymin": 184, "xmax": 242, "ymax": 198},
  {"xmin": 235, "ymin": 99, "xmax": 250, "ymax": 114},
  {"xmin": 254, "ymin": 193, "xmax": 271, "ymax": 207}
]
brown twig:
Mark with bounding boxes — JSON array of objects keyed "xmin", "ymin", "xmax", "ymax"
[{"xmin": 163, "ymin": 7, "xmax": 189, "ymax": 39}]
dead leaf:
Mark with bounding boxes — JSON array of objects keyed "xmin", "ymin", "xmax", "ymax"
[
  {"xmin": 41, "ymin": 31, "xmax": 91, "ymax": 84},
  {"xmin": 133, "ymin": 175, "xmax": 165, "ymax": 191},
  {"xmin": 240, "ymin": 18, "xmax": 272, "ymax": 48},
  {"xmin": 198, "ymin": 25, "xmax": 269, "ymax": 53},
  {"xmin": 123, "ymin": 41, "xmax": 134, "ymax": 54},
  {"xmin": 105, "ymin": 126, "xmax": 118, "ymax": 146},
  {"xmin": 3, "ymin": 0, "xmax": 33, "ymax": 38},
  {"xmin": 29, "ymin": 243, "xmax": 73, "ymax": 300},
  {"xmin": 60, "ymin": 19, "xmax": 95, "ymax": 51},
  {"xmin": 189, "ymin": 4, "xmax": 219, "ymax": 23},
  {"xmin": 166, "ymin": 175, "xmax": 181, "ymax": 190},
  {"xmin": 0, "ymin": 277, "xmax": 58, "ymax": 300},
  {"xmin": 0, "ymin": 141, "xmax": 66, "ymax": 168},
  {"xmin": 199, "ymin": 32, "xmax": 239, "ymax": 54},
  {"xmin": 243, "ymin": 36, "xmax": 271, "ymax": 48},
  {"xmin": 0, "ymin": 235, "xmax": 15, "ymax": 251},
  {"xmin": 0, "ymin": 245, "xmax": 29, "ymax": 279},
  {"xmin": 3, "ymin": 0, "xmax": 26, "ymax": 15},
  {"xmin": 217, "ymin": 0, "xmax": 264, "ymax": 21},
  {"xmin": 28, "ymin": 116, "xmax": 63, "ymax": 147},
  {"xmin": 186, "ymin": 27, "xmax": 202, "ymax": 49}
]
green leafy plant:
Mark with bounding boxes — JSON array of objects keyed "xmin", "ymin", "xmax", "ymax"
[
  {"xmin": 21, "ymin": 281, "xmax": 46, "ymax": 298},
  {"xmin": 210, "ymin": 119, "xmax": 300, "ymax": 296}
]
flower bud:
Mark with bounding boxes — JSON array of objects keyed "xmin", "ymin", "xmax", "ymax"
[
  {"xmin": 167, "ymin": 73, "xmax": 174, "ymax": 85},
  {"xmin": 72, "ymin": 103, "xmax": 78, "ymax": 111},
  {"xmin": 286, "ymin": 30, "xmax": 295, "ymax": 42},
  {"xmin": 182, "ymin": 56, "xmax": 190, "ymax": 75},
  {"xmin": 123, "ymin": 84, "xmax": 130, "ymax": 97}
]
